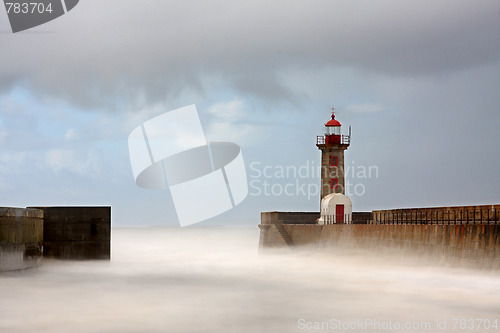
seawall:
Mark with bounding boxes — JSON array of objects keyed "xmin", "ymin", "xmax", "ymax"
[
  {"xmin": 259, "ymin": 208, "xmax": 500, "ymax": 269},
  {"xmin": 32, "ymin": 206, "xmax": 111, "ymax": 260},
  {"xmin": 1, "ymin": 206, "xmax": 111, "ymax": 272},
  {"xmin": 0, "ymin": 207, "xmax": 43, "ymax": 272}
]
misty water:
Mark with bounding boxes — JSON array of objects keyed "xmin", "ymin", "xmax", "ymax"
[{"xmin": 1, "ymin": 227, "xmax": 499, "ymax": 333}]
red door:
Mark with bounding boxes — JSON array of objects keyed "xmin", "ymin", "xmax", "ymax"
[{"xmin": 336, "ymin": 204, "xmax": 344, "ymax": 224}]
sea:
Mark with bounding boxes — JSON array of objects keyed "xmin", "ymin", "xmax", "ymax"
[{"xmin": 0, "ymin": 227, "xmax": 499, "ymax": 333}]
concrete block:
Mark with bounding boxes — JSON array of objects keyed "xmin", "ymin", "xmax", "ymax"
[
  {"xmin": 30, "ymin": 206, "xmax": 111, "ymax": 260},
  {"xmin": 0, "ymin": 207, "xmax": 43, "ymax": 272}
]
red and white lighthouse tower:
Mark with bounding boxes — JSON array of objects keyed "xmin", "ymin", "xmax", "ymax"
[{"xmin": 316, "ymin": 108, "xmax": 351, "ymax": 201}]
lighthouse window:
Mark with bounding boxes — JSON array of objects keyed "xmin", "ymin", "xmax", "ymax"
[
  {"xmin": 331, "ymin": 178, "xmax": 338, "ymax": 190},
  {"xmin": 326, "ymin": 126, "xmax": 341, "ymax": 136},
  {"xmin": 330, "ymin": 156, "xmax": 338, "ymax": 167}
]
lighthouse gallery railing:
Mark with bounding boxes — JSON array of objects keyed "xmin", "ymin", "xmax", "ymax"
[{"xmin": 316, "ymin": 135, "xmax": 350, "ymax": 145}]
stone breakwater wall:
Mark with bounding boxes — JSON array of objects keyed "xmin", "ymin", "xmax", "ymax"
[
  {"xmin": 259, "ymin": 211, "xmax": 500, "ymax": 269},
  {"xmin": 0, "ymin": 207, "xmax": 43, "ymax": 272},
  {"xmin": 31, "ymin": 206, "xmax": 111, "ymax": 260},
  {"xmin": 1, "ymin": 206, "xmax": 111, "ymax": 272}
]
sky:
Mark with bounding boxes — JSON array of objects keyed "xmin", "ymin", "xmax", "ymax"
[{"xmin": 0, "ymin": 0, "xmax": 499, "ymax": 226}]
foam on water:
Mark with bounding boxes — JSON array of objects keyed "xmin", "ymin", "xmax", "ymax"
[{"xmin": 0, "ymin": 227, "xmax": 499, "ymax": 332}]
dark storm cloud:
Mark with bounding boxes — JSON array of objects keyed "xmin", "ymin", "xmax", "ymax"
[{"xmin": 0, "ymin": 0, "xmax": 499, "ymax": 109}]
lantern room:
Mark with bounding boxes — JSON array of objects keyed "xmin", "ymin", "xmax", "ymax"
[
  {"xmin": 324, "ymin": 113, "xmax": 341, "ymax": 144},
  {"xmin": 316, "ymin": 109, "xmax": 350, "ymax": 146},
  {"xmin": 325, "ymin": 113, "xmax": 341, "ymax": 135}
]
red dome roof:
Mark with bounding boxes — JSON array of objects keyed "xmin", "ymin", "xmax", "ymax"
[{"xmin": 325, "ymin": 113, "xmax": 341, "ymax": 127}]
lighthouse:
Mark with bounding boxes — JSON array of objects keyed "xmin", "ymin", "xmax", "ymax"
[
  {"xmin": 316, "ymin": 108, "xmax": 351, "ymax": 199},
  {"xmin": 316, "ymin": 108, "xmax": 352, "ymax": 224}
]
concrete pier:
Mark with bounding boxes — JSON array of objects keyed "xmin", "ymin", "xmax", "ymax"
[
  {"xmin": 1, "ymin": 206, "xmax": 111, "ymax": 272},
  {"xmin": 32, "ymin": 206, "xmax": 111, "ymax": 260},
  {"xmin": 259, "ymin": 207, "xmax": 500, "ymax": 269},
  {"xmin": 0, "ymin": 207, "xmax": 43, "ymax": 272}
]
